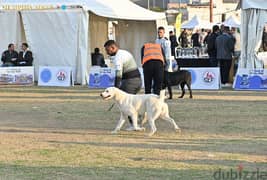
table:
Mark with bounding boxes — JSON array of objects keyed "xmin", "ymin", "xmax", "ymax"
[{"xmin": 176, "ymin": 57, "xmax": 212, "ymax": 67}]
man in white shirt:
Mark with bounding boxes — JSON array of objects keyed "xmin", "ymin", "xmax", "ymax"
[
  {"xmin": 104, "ymin": 40, "xmax": 142, "ymax": 131},
  {"xmin": 104, "ymin": 40, "xmax": 142, "ymax": 94},
  {"xmin": 155, "ymin": 26, "xmax": 173, "ymax": 72}
]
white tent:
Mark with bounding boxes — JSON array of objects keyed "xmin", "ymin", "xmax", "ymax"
[
  {"xmin": 181, "ymin": 15, "xmax": 213, "ymax": 29},
  {"xmin": 0, "ymin": 0, "xmax": 166, "ymax": 84},
  {"xmin": 222, "ymin": 16, "xmax": 240, "ymax": 28},
  {"xmin": 238, "ymin": 0, "xmax": 267, "ymax": 69}
]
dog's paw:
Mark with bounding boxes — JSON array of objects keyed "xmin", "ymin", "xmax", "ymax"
[
  {"xmin": 111, "ymin": 130, "xmax": 118, "ymax": 134},
  {"xmin": 147, "ymin": 131, "xmax": 156, "ymax": 137},
  {"xmin": 140, "ymin": 127, "xmax": 146, "ymax": 131},
  {"xmin": 175, "ymin": 128, "xmax": 181, "ymax": 133}
]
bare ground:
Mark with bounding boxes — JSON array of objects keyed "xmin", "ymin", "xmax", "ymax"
[{"xmin": 0, "ymin": 86, "xmax": 266, "ymax": 180}]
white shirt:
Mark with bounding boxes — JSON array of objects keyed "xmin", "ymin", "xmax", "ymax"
[{"xmin": 110, "ymin": 49, "xmax": 138, "ymax": 78}]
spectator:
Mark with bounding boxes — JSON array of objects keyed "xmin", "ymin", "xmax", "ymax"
[
  {"xmin": 203, "ymin": 30, "xmax": 211, "ymax": 45},
  {"xmin": 1, "ymin": 43, "xmax": 18, "ymax": 67},
  {"xmin": 169, "ymin": 31, "xmax": 178, "ymax": 56},
  {"xmin": 262, "ymin": 26, "xmax": 267, "ymax": 51},
  {"xmin": 178, "ymin": 29, "xmax": 189, "ymax": 48},
  {"xmin": 91, "ymin": 47, "xmax": 107, "ymax": 67},
  {"xmin": 216, "ymin": 26, "xmax": 235, "ymax": 86},
  {"xmin": 199, "ymin": 28, "xmax": 207, "ymax": 46},
  {"xmin": 207, "ymin": 25, "xmax": 220, "ymax": 67},
  {"xmin": 155, "ymin": 26, "xmax": 172, "ymax": 72},
  {"xmin": 191, "ymin": 29, "xmax": 201, "ymax": 47},
  {"xmin": 17, "ymin": 43, "xmax": 33, "ymax": 66}
]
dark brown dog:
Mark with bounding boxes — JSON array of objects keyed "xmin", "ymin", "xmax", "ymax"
[{"xmin": 162, "ymin": 70, "xmax": 193, "ymax": 99}]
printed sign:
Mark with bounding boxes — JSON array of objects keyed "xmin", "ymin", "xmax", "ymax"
[
  {"xmin": 181, "ymin": 67, "xmax": 220, "ymax": 89},
  {"xmin": 0, "ymin": 66, "xmax": 34, "ymax": 85},
  {"xmin": 38, "ymin": 66, "xmax": 73, "ymax": 87},
  {"xmin": 233, "ymin": 69, "xmax": 267, "ymax": 90},
  {"xmin": 88, "ymin": 67, "xmax": 115, "ymax": 88}
]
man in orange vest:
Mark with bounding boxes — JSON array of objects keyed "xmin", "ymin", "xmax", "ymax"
[{"xmin": 141, "ymin": 43, "xmax": 165, "ymax": 95}]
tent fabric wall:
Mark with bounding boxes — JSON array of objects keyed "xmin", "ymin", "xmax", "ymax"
[
  {"xmin": 115, "ymin": 20, "xmax": 157, "ymax": 67},
  {"xmin": 21, "ymin": 9, "xmax": 88, "ymax": 84},
  {"xmin": 89, "ymin": 12, "xmax": 108, "ymax": 59},
  {"xmin": 0, "ymin": 11, "xmax": 24, "ymax": 56},
  {"xmin": 77, "ymin": 10, "xmax": 89, "ymax": 85},
  {"xmin": 239, "ymin": 9, "xmax": 267, "ymax": 69}
]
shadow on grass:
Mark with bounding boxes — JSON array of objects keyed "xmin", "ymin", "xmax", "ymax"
[{"xmin": 0, "ymin": 163, "xmax": 213, "ymax": 180}]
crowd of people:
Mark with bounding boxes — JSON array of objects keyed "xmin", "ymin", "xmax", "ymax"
[
  {"xmin": 175, "ymin": 25, "xmax": 240, "ymax": 86},
  {"xmin": 1, "ymin": 43, "xmax": 33, "ymax": 67}
]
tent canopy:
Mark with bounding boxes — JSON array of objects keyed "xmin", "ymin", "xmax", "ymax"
[
  {"xmin": 181, "ymin": 15, "xmax": 212, "ymax": 29},
  {"xmin": 241, "ymin": 0, "xmax": 267, "ymax": 10},
  {"xmin": 0, "ymin": 0, "xmax": 165, "ymax": 20},
  {"xmin": 0, "ymin": 0, "xmax": 166, "ymax": 84},
  {"xmin": 222, "ymin": 16, "xmax": 240, "ymax": 28}
]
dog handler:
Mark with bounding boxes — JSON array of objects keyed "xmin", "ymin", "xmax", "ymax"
[
  {"xmin": 141, "ymin": 43, "xmax": 165, "ymax": 95},
  {"xmin": 104, "ymin": 40, "xmax": 142, "ymax": 130},
  {"xmin": 104, "ymin": 40, "xmax": 142, "ymax": 94}
]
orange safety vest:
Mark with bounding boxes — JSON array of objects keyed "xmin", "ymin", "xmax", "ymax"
[{"xmin": 142, "ymin": 43, "xmax": 164, "ymax": 65}]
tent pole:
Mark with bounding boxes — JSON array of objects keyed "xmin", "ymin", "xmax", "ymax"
[{"xmin": 210, "ymin": 0, "xmax": 213, "ymax": 22}]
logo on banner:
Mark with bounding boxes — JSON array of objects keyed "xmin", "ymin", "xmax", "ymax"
[
  {"xmin": 203, "ymin": 71, "xmax": 215, "ymax": 84},
  {"xmin": 40, "ymin": 68, "xmax": 52, "ymax": 83},
  {"xmin": 56, "ymin": 70, "xmax": 67, "ymax": 81}
]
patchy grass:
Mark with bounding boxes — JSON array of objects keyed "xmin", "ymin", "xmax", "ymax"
[{"xmin": 0, "ymin": 86, "xmax": 266, "ymax": 180}]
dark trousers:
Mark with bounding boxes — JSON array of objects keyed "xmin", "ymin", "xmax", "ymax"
[
  {"xmin": 208, "ymin": 52, "xmax": 218, "ymax": 67},
  {"xmin": 143, "ymin": 60, "xmax": 164, "ymax": 95},
  {"xmin": 218, "ymin": 59, "xmax": 232, "ymax": 84},
  {"xmin": 120, "ymin": 77, "xmax": 142, "ymax": 94}
]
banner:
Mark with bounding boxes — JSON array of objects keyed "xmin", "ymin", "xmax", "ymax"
[
  {"xmin": 38, "ymin": 66, "xmax": 73, "ymax": 87},
  {"xmin": 181, "ymin": 67, "xmax": 220, "ymax": 89},
  {"xmin": 233, "ymin": 69, "xmax": 267, "ymax": 90},
  {"xmin": 175, "ymin": 13, "xmax": 182, "ymax": 38},
  {"xmin": 88, "ymin": 67, "xmax": 115, "ymax": 88},
  {"xmin": 0, "ymin": 66, "xmax": 34, "ymax": 85}
]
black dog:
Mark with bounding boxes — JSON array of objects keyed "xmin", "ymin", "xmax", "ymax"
[{"xmin": 162, "ymin": 70, "xmax": 193, "ymax": 99}]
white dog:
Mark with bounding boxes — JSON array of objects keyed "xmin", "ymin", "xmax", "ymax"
[{"xmin": 100, "ymin": 87, "xmax": 181, "ymax": 136}]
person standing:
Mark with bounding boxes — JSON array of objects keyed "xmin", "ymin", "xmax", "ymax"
[
  {"xmin": 178, "ymin": 29, "xmax": 189, "ymax": 48},
  {"xmin": 191, "ymin": 29, "xmax": 201, "ymax": 47},
  {"xmin": 169, "ymin": 31, "xmax": 178, "ymax": 57},
  {"xmin": 104, "ymin": 40, "xmax": 141, "ymax": 94},
  {"xmin": 216, "ymin": 26, "xmax": 235, "ymax": 86},
  {"xmin": 156, "ymin": 26, "xmax": 173, "ymax": 72},
  {"xmin": 17, "ymin": 43, "xmax": 33, "ymax": 66},
  {"xmin": 1, "ymin": 43, "xmax": 18, "ymax": 67},
  {"xmin": 207, "ymin": 25, "xmax": 220, "ymax": 67},
  {"xmin": 262, "ymin": 26, "xmax": 267, "ymax": 51},
  {"xmin": 141, "ymin": 43, "xmax": 165, "ymax": 95}
]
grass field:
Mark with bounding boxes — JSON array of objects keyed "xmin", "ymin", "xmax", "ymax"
[{"xmin": 0, "ymin": 86, "xmax": 266, "ymax": 180}]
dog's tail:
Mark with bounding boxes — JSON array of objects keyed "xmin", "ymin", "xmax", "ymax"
[{"xmin": 159, "ymin": 89, "xmax": 166, "ymax": 102}]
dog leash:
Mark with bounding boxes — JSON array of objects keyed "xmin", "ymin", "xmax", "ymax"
[{"xmin": 107, "ymin": 103, "xmax": 115, "ymax": 111}]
